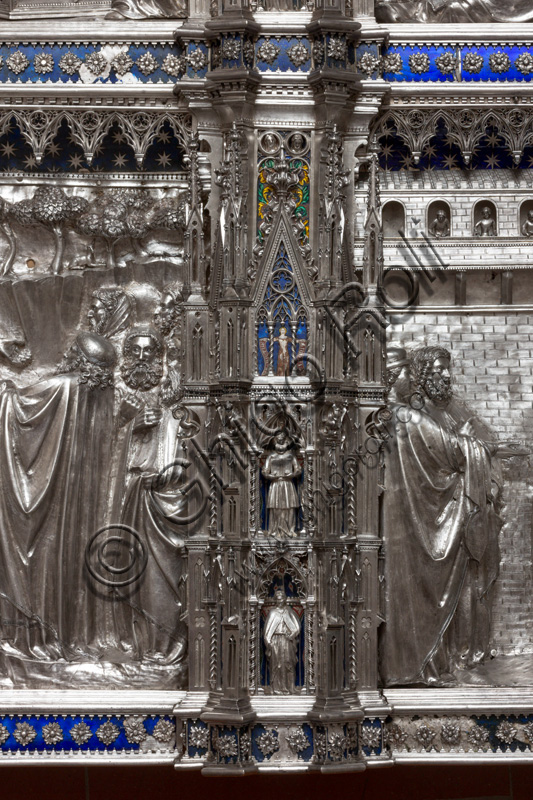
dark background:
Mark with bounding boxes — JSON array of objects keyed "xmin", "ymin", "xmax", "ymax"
[{"xmin": 2, "ymin": 764, "xmax": 532, "ymax": 800}]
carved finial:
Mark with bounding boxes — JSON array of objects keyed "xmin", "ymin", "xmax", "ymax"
[
  {"xmin": 368, "ymin": 133, "xmax": 380, "ymax": 156},
  {"xmin": 363, "ymin": 137, "xmax": 383, "ymax": 290}
]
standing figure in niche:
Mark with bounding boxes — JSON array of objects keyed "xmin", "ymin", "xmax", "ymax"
[
  {"xmin": 475, "ymin": 207, "xmax": 497, "ymax": 237},
  {"xmin": 522, "ymin": 209, "xmax": 533, "ymax": 237},
  {"xmin": 262, "ymin": 431, "xmax": 301, "ymax": 538},
  {"xmin": 264, "ymin": 589, "xmax": 301, "ymax": 694},
  {"xmin": 429, "ymin": 209, "xmax": 450, "ymax": 239},
  {"xmin": 274, "ymin": 326, "xmax": 292, "ymax": 376}
]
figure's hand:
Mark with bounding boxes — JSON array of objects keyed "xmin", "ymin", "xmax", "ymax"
[
  {"xmin": 459, "ymin": 419, "xmax": 477, "ymax": 438},
  {"xmin": 119, "ymin": 394, "xmax": 143, "ymax": 424},
  {"xmin": 133, "ymin": 408, "xmax": 162, "ymax": 433},
  {"xmin": 0, "ymin": 379, "xmax": 15, "ymax": 393}
]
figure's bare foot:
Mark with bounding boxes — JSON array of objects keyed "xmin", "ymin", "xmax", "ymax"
[{"xmin": 426, "ymin": 672, "xmax": 457, "ymax": 687}]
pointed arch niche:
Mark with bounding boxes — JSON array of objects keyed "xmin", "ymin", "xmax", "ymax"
[
  {"xmin": 257, "ymin": 557, "xmax": 308, "ymax": 694},
  {"xmin": 256, "ymin": 242, "xmax": 308, "ymax": 378}
]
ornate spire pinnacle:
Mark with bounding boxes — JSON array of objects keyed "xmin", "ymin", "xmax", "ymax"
[{"xmin": 362, "ymin": 135, "xmax": 383, "ymax": 292}]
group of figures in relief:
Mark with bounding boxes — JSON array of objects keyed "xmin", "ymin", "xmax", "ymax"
[
  {"xmin": 258, "ymin": 339, "xmax": 529, "ymax": 691},
  {"xmin": 241, "ymin": 341, "xmax": 529, "ymax": 693},
  {"xmin": 0, "ymin": 272, "xmax": 308, "ymax": 691},
  {"xmin": 0, "ymin": 281, "xmax": 525, "ymax": 692},
  {"xmin": 0, "ymin": 282, "xmax": 194, "ymax": 687},
  {"xmin": 375, "ymin": 0, "xmax": 533, "ymax": 23},
  {"xmin": 104, "ymin": 0, "xmax": 533, "ymax": 21}
]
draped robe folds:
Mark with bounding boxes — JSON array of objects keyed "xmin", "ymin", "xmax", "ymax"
[
  {"xmin": 264, "ymin": 605, "xmax": 301, "ymax": 693},
  {"xmin": 0, "ymin": 374, "xmax": 114, "ymax": 670},
  {"xmin": 379, "ymin": 399, "xmax": 502, "ymax": 687},
  {"xmin": 265, "ymin": 451, "xmax": 300, "ymax": 511},
  {"xmin": 108, "ymin": 0, "xmax": 184, "ymax": 18},
  {"xmin": 117, "ymin": 406, "xmax": 187, "ymax": 669},
  {"xmin": 0, "ymin": 282, "xmax": 29, "ymax": 366},
  {"xmin": 375, "ymin": 0, "xmax": 533, "ymax": 23}
]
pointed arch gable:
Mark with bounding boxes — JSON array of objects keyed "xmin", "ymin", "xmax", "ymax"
[
  {"xmin": 252, "ymin": 209, "xmax": 314, "ymax": 309},
  {"xmin": 253, "ymin": 211, "xmax": 313, "ymax": 373},
  {"xmin": 258, "ymin": 556, "xmax": 308, "ymax": 600}
]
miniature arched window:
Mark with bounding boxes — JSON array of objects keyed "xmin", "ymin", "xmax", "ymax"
[
  {"xmin": 257, "ymin": 242, "xmax": 308, "ymax": 377},
  {"xmin": 227, "ymin": 635, "xmax": 237, "ymax": 689},
  {"xmin": 520, "ymin": 200, "xmax": 533, "ymax": 238},
  {"xmin": 427, "ymin": 200, "xmax": 451, "ymax": 238},
  {"xmin": 382, "ymin": 201, "xmax": 405, "ymax": 238},
  {"xmin": 473, "ymin": 201, "xmax": 498, "ymax": 237}
]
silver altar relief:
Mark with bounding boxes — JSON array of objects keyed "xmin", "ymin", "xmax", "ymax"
[
  {"xmin": 0, "ymin": 0, "xmax": 533, "ymax": 776},
  {"xmin": 380, "ymin": 345, "xmax": 528, "ymax": 688},
  {"xmin": 375, "ymin": 0, "xmax": 533, "ymax": 23}
]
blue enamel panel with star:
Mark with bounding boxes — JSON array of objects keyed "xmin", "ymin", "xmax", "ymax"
[
  {"xmin": 382, "ymin": 43, "xmax": 533, "ymax": 83},
  {"xmin": 0, "ymin": 714, "xmax": 176, "ymax": 753},
  {"xmin": 255, "ymin": 37, "xmax": 312, "ymax": 72},
  {"xmin": 0, "ymin": 43, "xmax": 187, "ymax": 84}
]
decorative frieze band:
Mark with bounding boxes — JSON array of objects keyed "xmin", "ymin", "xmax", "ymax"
[{"xmin": 0, "ymin": 714, "xmax": 176, "ymax": 754}]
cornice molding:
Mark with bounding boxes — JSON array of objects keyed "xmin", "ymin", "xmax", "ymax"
[
  {"xmin": 0, "ymin": 20, "xmax": 184, "ymax": 40},
  {"xmin": 386, "ymin": 22, "xmax": 533, "ymax": 44}
]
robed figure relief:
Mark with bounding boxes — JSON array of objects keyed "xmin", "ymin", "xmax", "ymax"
[
  {"xmin": 107, "ymin": 0, "xmax": 186, "ymax": 20},
  {"xmin": 376, "ymin": 0, "xmax": 533, "ymax": 23},
  {"xmin": 262, "ymin": 431, "xmax": 302, "ymax": 539},
  {"xmin": 380, "ymin": 346, "xmax": 528, "ymax": 687},
  {"xmin": 0, "ymin": 329, "xmax": 116, "ymax": 681},
  {"xmin": 113, "ymin": 324, "xmax": 188, "ymax": 674},
  {"xmin": 264, "ymin": 590, "xmax": 301, "ymax": 694}
]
